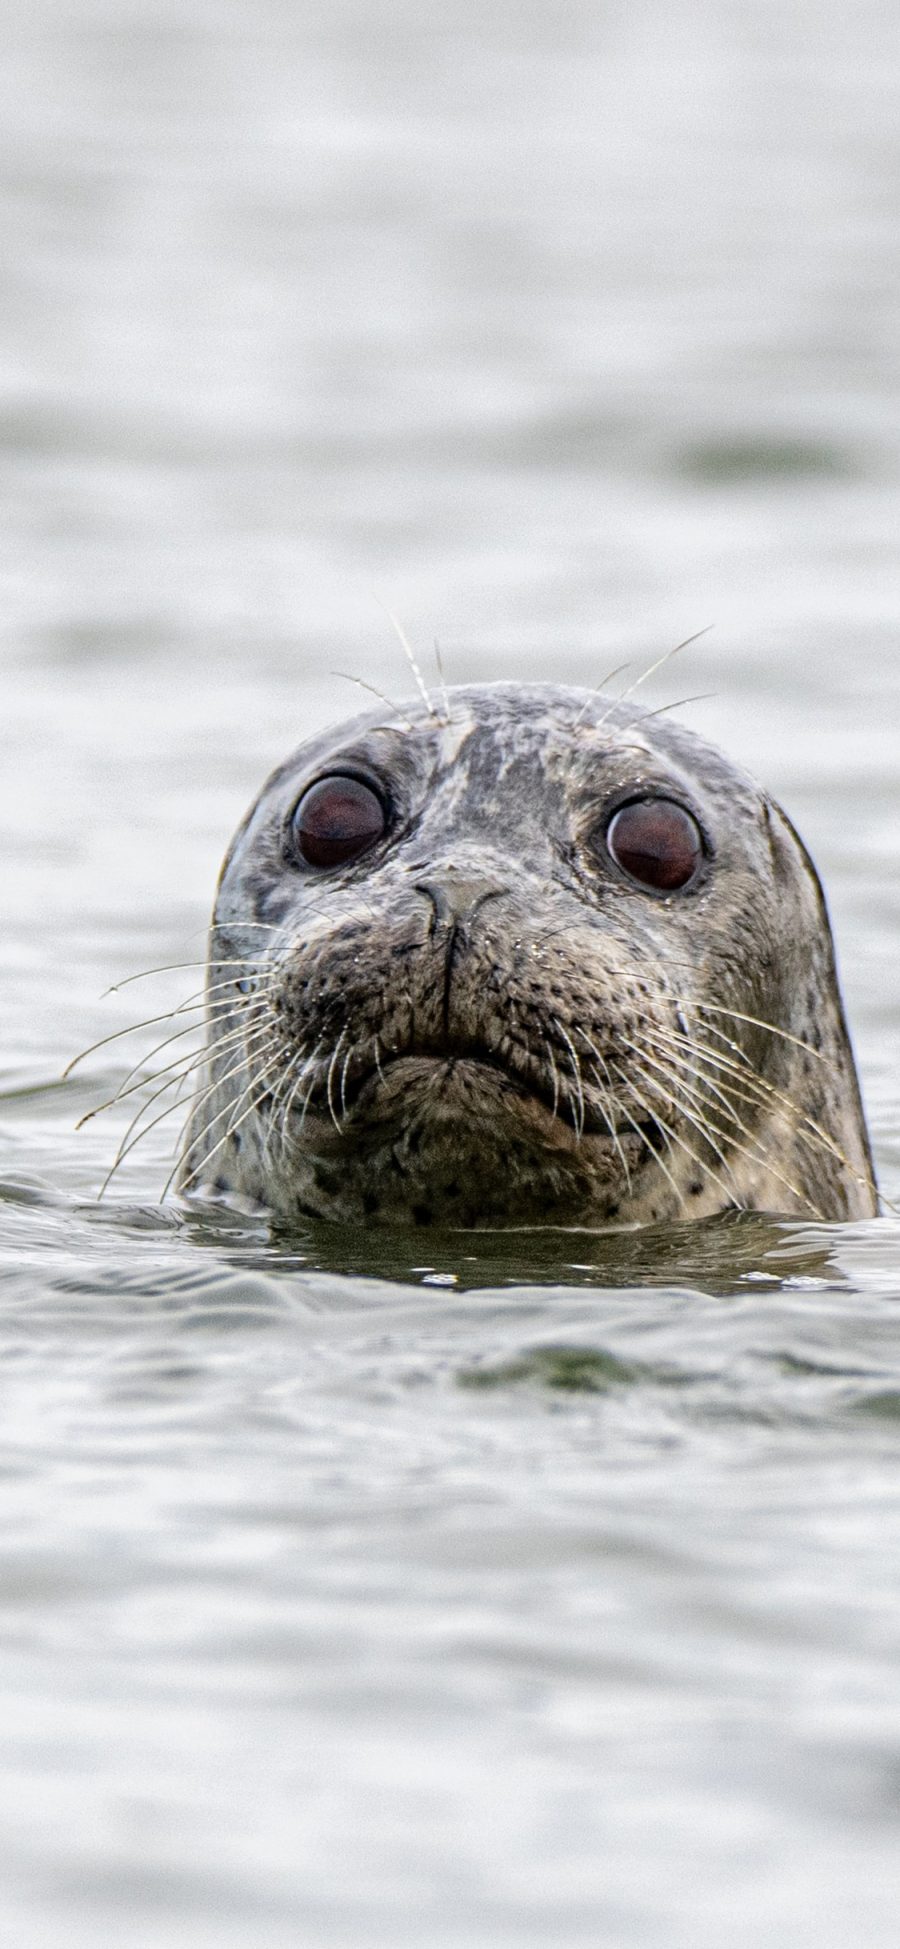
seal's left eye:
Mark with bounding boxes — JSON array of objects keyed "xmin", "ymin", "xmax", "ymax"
[{"xmin": 291, "ymin": 775, "xmax": 387, "ymax": 868}]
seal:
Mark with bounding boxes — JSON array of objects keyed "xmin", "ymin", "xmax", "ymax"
[{"xmin": 178, "ymin": 682, "xmax": 877, "ymax": 1227}]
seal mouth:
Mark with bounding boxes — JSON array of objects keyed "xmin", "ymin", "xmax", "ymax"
[{"xmin": 290, "ymin": 1034, "xmax": 663, "ymax": 1148}]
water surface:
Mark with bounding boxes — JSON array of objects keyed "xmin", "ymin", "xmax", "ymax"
[{"xmin": 1, "ymin": 1, "xmax": 899, "ymax": 1943}]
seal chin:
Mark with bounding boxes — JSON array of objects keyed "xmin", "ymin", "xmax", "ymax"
[
  {"xmin": 280, "ymin": 1055, "xmax": 645, "ymax": 1228},
  {"xmin": 348, "ymin": 1050, "xmax": 583, "ymax": 1136}
]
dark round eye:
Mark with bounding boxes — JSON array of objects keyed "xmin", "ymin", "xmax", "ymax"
[
  {"xmin": 291, "ymin": 774, "xmax": 388, "ymax": 869},
  {"xmin": 606, "ymin": 798, "xmax": 704, "ymax": 891}
]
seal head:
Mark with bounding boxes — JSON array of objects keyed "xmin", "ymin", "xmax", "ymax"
[{"xmin": 179, "ymin": 683, "xmax": 876, "ymax": 1226}]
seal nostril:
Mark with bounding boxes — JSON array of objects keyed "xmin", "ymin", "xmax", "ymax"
[{"xmin": 414, "ymin": 875, "xmax": 505, "ymax": 932}]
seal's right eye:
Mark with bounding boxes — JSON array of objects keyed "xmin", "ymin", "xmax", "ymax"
[
  {"xmin": 290, "ymin": 774, "xmax": 388, "ymax": 869},
  {"xmin": 605, "ymin": 797, "xmax": 703, "ymax": 891}
]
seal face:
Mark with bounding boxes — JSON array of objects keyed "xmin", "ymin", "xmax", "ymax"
[{"xmin": 178, "ymin": 683, "xmax": 877, "ymax": 1227}]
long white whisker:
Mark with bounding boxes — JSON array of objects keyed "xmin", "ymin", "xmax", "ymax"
[
  {"xmin": 77, "ymin": 997, "xmax": 253, "ymax": 1123},
  {"xmin": 100, "ymin": 1022, "xmax": 274, "ymax": 1195},
  {"xmin": 374, "ymin": 598, "xmax": 437, "ymax": 720},
  {"xmin": 624, "ymin": 1048, "xmax": 745, "ymax": 1200},
  {"xmin": 177, "ymin": 1050, "xmax": 287, "ymax": 1195},
  {"xmin": 102, "ymin": 954, "xmax": 275, "ymax": 996},
  {"xmin": 542, "ymin": 1037, "xmax": 560, "ymax": 1122},
  {"xmin": 275, "ymin": 1041, "xmax": 321, "ymax": 1157},
  {"xmin": 662, "ymin": 1014, "xmax": 875, "ymax": 1198},
  {"xmin": 552, "ymin": 1017, "xmax": 585, "ymax": 1138},
  {"xmin": 574, "ymin": 1027, "xmax": 632, "ymax": 1188},
  {"xmin": 339, "ymin": 1040, "xmax": 355, "ymax": 1122},
  {"xmin": 571, "ymin": 662, "xmax": 633, "ymax": 729},
  {"xmin": 64, "ymin": 997, "xmax": 211, "ymax": 1077},
  {"xmin": 596, "ymin": 625, "xmax": 714, "ymax": 728},
  {"xmin": 325, "ymin": 1029, "xmax": 349, "ymax": 1132},
  {"xmin": 433, "ymin": 638, "xmax": 452, "ymax": 725},
  {"xmin": 694, "ymin": 1003, "xmax": 836, "ymax": 1068},
  {"xmin": 627, "ymin": 1045, "xmax": 822, "ymax": 1217},
  {"xmin": 612, "ymin": 1088, "xmax": 688, "ymax": 1215},
  {"xmin": 330, "ymin": 670, "xmax": 413, "ymax": 729},
  {"xmin": 616, "ymin": 1064, "xmax": 733, "ymax": 1214}
]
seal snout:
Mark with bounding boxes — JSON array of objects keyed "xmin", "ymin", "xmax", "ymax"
[{"xmin": 413, "ymin": 864, "xmax": 508, "ymax": 934}]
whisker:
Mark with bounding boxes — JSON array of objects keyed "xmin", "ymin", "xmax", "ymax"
[
  {"xmin": 595, "ymin": 626, "xmax": 713, "ymax": 729},
  {"xmin": 330, "ymin": 671, "xmax": 413, "ymax": 730},
  {"xmin": 651, "ymin": 1020, "xmax": 877, "ymax": 1201},
  {"xmin": 325, "ymin": 1029, "xmax": 349, "ymax": 1132},
  {"xmin": 616, "ymin": 692, "xmax": 717, "ymax": 738},
  {"xmin": 77, "ymin": 1039, "xmax": 205, "ymax": 1131},
  {"xmin": 274, "ymin": 1041, "xmax": 321, "ymax": 1157},
  {"xmin": 166, "ymin": 1024, "xmax": 281, "ymax": 1202},
  {"xmin": 627, "ymin": 1055, "xmax": 738, "ymax": 1190},
  {"xmin": 628, "ymin": 1038, "xmax": 823, "ymax": 1216},
  {"xmin": 542, "ymin": 1036, "xmax": 561, "ymax": 1122},
  {"xmin": 374, "ymin": 598, "xmax": 440, "ymax": 722},
  {"xmin": 99, "ymin": 1022, "xmax": 275, "ymax": 1196},
  {"xmin": 654, "ymin": 1021, "xmax": 811, "ymax": 1123},
  {"xmin": 63, "ymin": 997, "xmax": 210, "ymax": 1077},
  {"xmin": 433, "ymin": 637, "xmax": 452, "ymax": 725},
  {"xmin": 692, "ymin": 1002, "xmax": 837, "ymax": 1069},
  {"xmin": 98, "ymin": 1079, "xmax": 203, "ymax": 1198},
  {"xmin": 571, "ymin": 661, "xmax": 633, "ymax": 730},
  {"xmin": 193, "ymin": 1036, "xmax": 292, "ymax": 1169},
  {"xmin": 102, "ymin": 953, "xmax": 274, "ymax": 996},
  {"xmin": 625, "ymin": 1044, "xmax": 755, "ymax": 1195},
  {"xmin": 573, "ymin": 1027, "xmax": 632, "ymax": 1189},
  {"xmin": 97, "ymin": 1061, "xmax": 201, "ymax": 1186},
  {"xmin": 66, "ymin": 964, "xmax": 272, "ymax": 1084},
  {"xmin": 294, "ymin": 1072, "xmax": 321, "ymax": 1140},
  {"xmin": 611, "ymin": 1084, "xmax": 689, "ymax": 1216},
  {"xmin": 552, "ymin": 1017, "xmax": 585, "ymax": 1138},
  {"xmin": 339, "ymin": 1040, "xmax": 355, "ymax": 1122},
  {"xmin": 160, "ymin": 1094, "xmax": 216, "ymax": 1203},
  {"xmin": 177, "ymin": 1049, "xmax": 288, "ymax": 1195},
  {"xmin": 77, "ymin": 996, "xmax": 252, "ymax": 1123},
  {"xmin": 616, "ymin": 1062, "xmax": 735, "ymax": 1214},
  {"xmin": 668, "ymin": 1016, "xmax": 853, "ymax": 1163}
]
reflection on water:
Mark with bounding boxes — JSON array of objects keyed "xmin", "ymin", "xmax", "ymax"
[
  {"xmin": 262, "ymin": 1206, "xmax": 846, "ymax": 1295},
  {"xmin": 1, "ymin": 0, "xmax": 899, "ymax": 1944}
]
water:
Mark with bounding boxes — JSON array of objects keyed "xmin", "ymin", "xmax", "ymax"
[{"xmin": 1, "ymin": 1, "xmax": 899, "ymax": 1942}]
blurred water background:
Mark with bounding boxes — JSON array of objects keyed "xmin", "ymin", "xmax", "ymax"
[{"xmin": 1, "ymin": 1, "xmax": 899, "ymax": 1943}]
